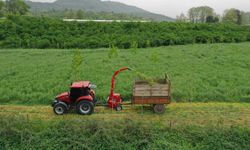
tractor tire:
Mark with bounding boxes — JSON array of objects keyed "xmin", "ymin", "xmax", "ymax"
[
  {"xmin": 153, "ymin": 104, "xmax": 165, "ymax": 114},
  {"xmin": 77, "ymin": 101, "xmax": 94, "ymax": 115},
  {"xmin": 115, "ymin": 104, "xmax": 123, "ymax": 111},
  {"xmin": 53, "ymin": 103, "xmax": 67, "ymax": 115}
]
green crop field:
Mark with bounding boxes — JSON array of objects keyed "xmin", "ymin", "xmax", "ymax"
[
  {"xmin": 0, "ymin": 103, "xmax": 250, "ymax": 149},
  {"xmin": 1, "ymin": 3, "xmax": 250, "ymax": 149},
  {"xmin": 1, "ymin": 42, "xmax": 250, "ymax": 104},
  {"xmin": 1, "ymin": 43, "xmax": 250, "ymax": 149}
]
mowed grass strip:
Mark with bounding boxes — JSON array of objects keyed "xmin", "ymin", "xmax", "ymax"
[
  {"xmin": 1, "ymin": 42, "xmax": 250, "ymax": 104},
  {"xmin": 1, "ymin": 102, "xmax": 249, "ymax": 128}
]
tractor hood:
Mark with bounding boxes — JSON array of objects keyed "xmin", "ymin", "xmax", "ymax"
[{"xmin": 56, "ymin": 92, "xmax": 69, "ymax": 100}]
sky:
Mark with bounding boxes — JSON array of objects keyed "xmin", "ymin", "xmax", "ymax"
[{"xmin": 30, "ymin": 0, "xmax": 250, "ymax": 18}]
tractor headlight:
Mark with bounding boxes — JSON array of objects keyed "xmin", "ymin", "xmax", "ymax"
[{"xmin": 51, "ymin": 99, "xmax": 58, "ymax": 107}]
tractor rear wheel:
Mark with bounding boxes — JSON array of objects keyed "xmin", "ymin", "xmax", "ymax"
[
  {"xmin": 77, "ymin": 101, "xmax": 94, "ymax": 115},
  {"xmin": 153, "ymin": 104, "xmax": 165, "ymax": 114},
  {"xmin": 53, "ymin": 103, "xmax": 67, "ymax": 115}
]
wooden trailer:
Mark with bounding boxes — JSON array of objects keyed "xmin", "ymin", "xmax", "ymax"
[{"xmin": 132, "ymin": 76, "xmax": 171, "ymax": 114}]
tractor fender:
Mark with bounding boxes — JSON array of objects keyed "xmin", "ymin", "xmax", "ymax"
[
  {"xmin": 76, "ymin": 95, "xmax": 93, "ymax": 103},
  {"xmin": 55, "ymin": 101, "xmax": 69, "ymax": 110}
]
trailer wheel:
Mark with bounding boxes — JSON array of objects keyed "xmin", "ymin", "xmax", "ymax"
[
  {"xmin": 115, "ymin": 105, "xmax": 122, "ymax": 111},
  {"xmin": 153, "ymin": 104, "xmax": 165, "ymax": 114},
  {"xmin": 53, "ymin": 103, "xmax": 67, "ymax": 115},
  {"xmin": 77, "ymin": 101, "xmax": 94, "ymax": 115}
]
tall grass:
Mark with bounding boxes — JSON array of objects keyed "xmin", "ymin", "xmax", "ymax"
[
  {"xmin": 71, "ymin": 49, "xmax": 84, "ymax": 81},
  {"xmin": 0, "ymin": 43, "xmax": 250, "ymax": 104},
  {"xmin": 0, "ymin": 114, "xmax": 249, "ymax": 150}
]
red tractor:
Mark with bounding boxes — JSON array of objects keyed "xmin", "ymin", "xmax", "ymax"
[
  {"xmin": 52, "ymin": 81, "xmax": 97, "ymax": 115},
  {"xmin": 52, "ymin": 67, "xmax": 131, "ymax": 115}
]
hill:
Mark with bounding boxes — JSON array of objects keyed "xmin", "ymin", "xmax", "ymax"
[{"xmin": 26, "ymin": 0, "xmax": 174, "ymax": 21}]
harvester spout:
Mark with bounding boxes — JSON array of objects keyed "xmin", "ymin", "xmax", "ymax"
[{"xmin": 109, "ymin": 67, "xmax": 131, "ymax": 98}]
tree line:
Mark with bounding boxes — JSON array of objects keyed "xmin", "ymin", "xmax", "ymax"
[
  {"xmin": 32, "ymin": 9, "xmax": 144, "ymax": 21},
  {"xmin": 177, "ymin": 6, "xmax": 250, "ymax": 25},
  {"xmin": 0, "ymin": 0, "xmax": 29, "ymax": 17},
  {"xmin": 0, "ymin": 16, "xmax": 250, "ymax": 49}
]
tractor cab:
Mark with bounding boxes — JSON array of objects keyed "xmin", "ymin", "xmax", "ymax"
[
  {"xmin": 70, "ymin": 81, "xmax": 92, "ymax": 101},
  {"xmin": 69, "ymin": 81, "xmax": 97, "ymax": 103}
]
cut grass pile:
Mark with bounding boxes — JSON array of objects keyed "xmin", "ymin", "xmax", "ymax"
[{"xmin": 1, "ymin": 43, "xmax": 250, "ymax": 104}]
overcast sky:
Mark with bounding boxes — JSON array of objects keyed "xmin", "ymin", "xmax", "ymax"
[{"xmin": 30, "ymin": 0, "xmax": 250, "ymax": 18}]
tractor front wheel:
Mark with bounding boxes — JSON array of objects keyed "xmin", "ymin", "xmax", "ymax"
[
  {"xmin": 77, "ymin": 101, "xmax": 94, "ymax": 115},
  {"xmin": 53, "ymin": 103, "xmax": 67, "ymax": 115},
  {"xmin": 115, "ymin": 104, "xmax": 123, "ymax": 111},
  {"xmin": 153, "ymin": 104, "xmax": 165, "ymax": 114}
]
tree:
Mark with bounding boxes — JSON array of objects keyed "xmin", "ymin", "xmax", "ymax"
[
  {"xmin": 188, "ymin": 6, "xmax": 215, "ymax": 23},
  {"xmin": 176, "ymin": 13, "xmax": 187, "ymax": 22},
  {"xmin": 206, "ymin": 15, "xmax": 219, "ymax": 23},
  {"xmin": 65, "ymin": 9, "xmax": 75, "ymax": 19},
  {"xmin": 0, "ymin": 0, "xmax": 5, "ymax": 17},
  {"xmin": 222, "ymin": 8, "xmax": 242, "ymax": 24},
  {"xmin": 5, "ymin": 0, "xmax": 29, "ymax": 15},
  {"xmin": 241, "ymin": 12, "xmax": 250, "ymax": 25},
  {"xmin": 199, "ymin": 6, "xmax": 214, "ymax": 22},
  {"xmin": 188, "ymin": 7, "xmax": 198, "ymax": 23},
  {"xmin": 76, "ymin": 10, "xmax": 84, "ymax": 19}
]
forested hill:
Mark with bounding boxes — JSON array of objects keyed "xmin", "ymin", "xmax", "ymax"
[{"xmin": 25, "ymin": 0, "xmax": 174, "ymax": 21}]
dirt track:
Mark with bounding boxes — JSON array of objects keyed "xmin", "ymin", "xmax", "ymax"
[{"xmin": 0, "ymin": 102, "xmax": 250, "ymax": 128}]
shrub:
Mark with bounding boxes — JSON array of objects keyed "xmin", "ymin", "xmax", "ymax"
[{"xmin": 0, "ymin": 16, "xmax": 250, "ymax": 49}]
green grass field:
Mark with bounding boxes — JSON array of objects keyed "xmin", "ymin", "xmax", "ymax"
[
  {"xmin": 1, "ymin": 42, "xmax": 250, "ymax": 104},
  {"xmin": 0, "ymin": 103, "xmax": 250, "ymax": 149},
  {"xmin": 0, "ymin": 43, "xmax": 250, "ymax": 104},
  {"xmin": 1, "ymin": 43, "xmax": 250, "ymax": 149}
]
